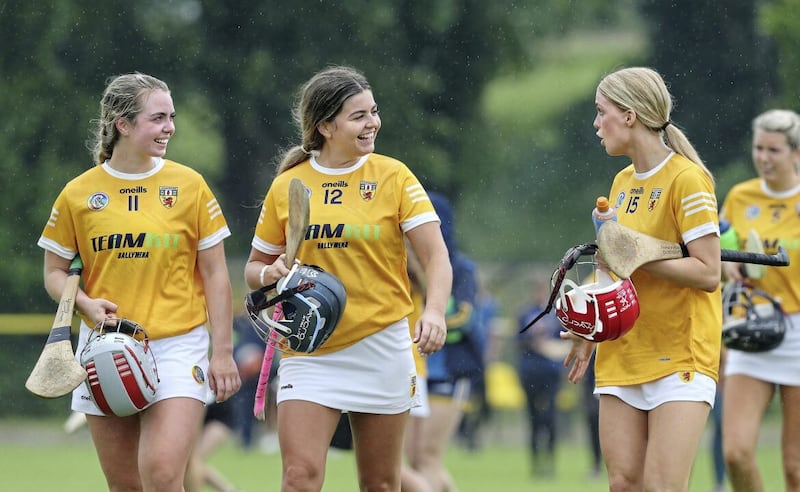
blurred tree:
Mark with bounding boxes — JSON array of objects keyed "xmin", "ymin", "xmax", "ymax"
[
  {"xmin": 159, "ymin": 0, "xmax": 530, "ymax": 253},
  {"xmin": 759, "ymin": 0, "xmax": 800, "ymax": 109},
  {"xmin": 639, "ymin": 0, "xmax": 778, "ymax": 172}
]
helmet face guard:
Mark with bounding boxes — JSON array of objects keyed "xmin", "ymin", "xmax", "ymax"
[
  {"xmin": 245, "ymin": 264, "xmax": 347, "ymax": 354},
  {"xmin": 722, "ymin": 282, "xmax": 788, "ymax": 352},
  {"xmin": 519, "ymin": 243, "xmax": 597, "ymax": 334},
  {"xmin": 518, "ymin": 243, "xmax": 639, "ymax": 342},
  {"xmin": 79, "ymin": 319, "xmax": 159, "ymax": 416},
  {"xmin": 555, "ymin": 270, "xmax": 640, "ymax": 342}
]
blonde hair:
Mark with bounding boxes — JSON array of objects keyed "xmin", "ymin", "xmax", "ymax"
[
  {"xmin": 598, "ymin": 67, "xmax": 713, "ymax": 184},
  {"xmin": 87, "ymin": 72, "xmax": 170, "ymax": 164},
  {"xmin": 276, "ymin": 66, "xmax": 371, "ymax": 174},
  {"xmin": 752, "ymin": 109, "xmax": 800, "ymax": 149}
]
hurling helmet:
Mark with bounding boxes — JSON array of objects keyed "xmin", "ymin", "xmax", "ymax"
[
  {"xmin": 722, "ymin": 282, "xmax": 787, "ymax": 352},
  {"xmin": 246, "ymin": 264, "xmax": 347, "ymax": 354},
  {"xmin": 80, "ymin": 319, "xmax": 158, "ymax": 416},
  {"xmin": 555, "ymin": 269, "xmax": 640, "ymax": 342}
]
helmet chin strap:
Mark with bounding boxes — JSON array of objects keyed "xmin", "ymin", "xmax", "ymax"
[{"xmin": 276, "ymin": 261, "xmax": 300, "ymax": 295}]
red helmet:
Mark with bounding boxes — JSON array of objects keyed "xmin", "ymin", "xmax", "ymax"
[
  {"xmin": 80, "ymin": 319, "xmax": 159, "ymax": 416},
  {"xmin": 555, "ymin": 270, "xmax": 639, "ymax": 342}
]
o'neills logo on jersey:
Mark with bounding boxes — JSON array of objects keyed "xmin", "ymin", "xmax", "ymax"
[
  {"xmin": 360, "ymin": 181, "xmax": 377, "ymax": 201},
  {"xmin": 159, "ymin": 186, "xmax": 178, "ymax": 208}
]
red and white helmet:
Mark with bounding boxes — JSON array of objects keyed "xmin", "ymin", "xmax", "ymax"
[
  {"xmin": 555, "ymin": 270, "xmax": 640, "ymax": 342},
  {"xmin": 80, "ymin": 319, "xmax": 159, "ymax": 416}
]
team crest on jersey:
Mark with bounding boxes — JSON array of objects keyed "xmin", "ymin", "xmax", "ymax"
[
  {"xmin": 678, "ymin": 371, "xmax": 694, "ymax": 383},
  {"xmin": 360, "ymin": 180, "xmax": 377, "ymax": 201},
  {"xmin": 745, "ymin": 205, "xmax": 760, "ymax": 220},
  {"xmin": 87, "ymin": 192, "xmax": 109, "ymax": 211},
  {"xmin": 648, "ymin": 188, "xmax": 662, "ymax": 211},
  {"xmin": 159, "ymin": 186, "xmax": 178, "ymax": 209}
]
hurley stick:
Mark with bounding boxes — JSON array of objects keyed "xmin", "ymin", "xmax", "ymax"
[
  {"xmin": 597, "ymin": 221, "xmax": 789, "ymax": 278},
  {"xmin": 253, "ymin": 178, "xmax": 310, "ymax": 420},
  {"xmin": 25, "ymin": 256, "xmax": 87, "ymax": 398}
]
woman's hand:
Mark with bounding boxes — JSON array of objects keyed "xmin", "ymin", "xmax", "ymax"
[
  {"xmin": 560, "ymin": 331, "xmax": 597, "ymax": 383},
  {"xmin": 414, "ymin": 309, "xmax": 447, "ymax": 355}
]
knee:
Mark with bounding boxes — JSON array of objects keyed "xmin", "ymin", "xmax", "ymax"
[
  {"xmin": 139, "ymin": 459, "xmax": 183, "ymax": 490},
  {"xmin": 283, "ymin": 463, "xmax": 324, "ymax": 490},
  {"xmin": 358, "ymin": 475, "xmax": 399, "ymax": 492},
  {"xmin": 607, "ymin": 473, "xmax": 639, "ymax": 492},
  {"xmin": 723, "ymin": 443, "xmax": 755, "ymax": 470}
]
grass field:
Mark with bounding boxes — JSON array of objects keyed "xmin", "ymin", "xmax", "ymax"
[{"xmin": 1, "ymin": 416, "xmax": 786, "ymax": 491}]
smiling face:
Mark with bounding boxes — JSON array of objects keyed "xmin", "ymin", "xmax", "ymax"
[
  {"xmin": 317, "ymin": 89, "xmax": 380, "ymax": 167},
  {"xmin": 752, "ymin": 128, "xmax": 800, "ymax": 190},
  {"xmin": 593, "ymin": 90, "xmax": 631, "ymax": 157},
  {"xmin": 117, "ymin": 89, "xmax": 175, "ymax": 162}
]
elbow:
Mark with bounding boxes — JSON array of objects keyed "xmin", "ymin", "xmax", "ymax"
[
  {"xmin": 699, "ymin": 281, "xmax": 719, "ymax": 293},
  {"xmin": 698, "ymin": 271, "xmax": 722, "ymax": 292}
]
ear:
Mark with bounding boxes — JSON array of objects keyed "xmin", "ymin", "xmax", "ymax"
[
  {"xmin": 317, "ymin": 121, "xmax": 333, "ymax": 139},
  {"xmin": 625, "ymin": 110, "xmax": 635, "ymax": 126},
  {"xmin": 115, "ymin": 117, "xmax": 130, "ymax": 136}
]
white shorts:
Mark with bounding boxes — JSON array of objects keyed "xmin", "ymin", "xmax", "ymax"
[
  {"xmin": 276, "ymin": 319, "xmax": 419, "ymax": 414},
  {"xmin": 410, "ymin": 377, "xmax": 430, "ymax": 418},
  {"xmin": 72, "ymin": 321, "xmax": 211, "ymax": 416},
  {"xmin": 725, "ymin": 312, "xmax": 800, "ymax": 386},
  {"xmin": 595, "ymin": 372, "xmax": 716, "ymax": 411}
]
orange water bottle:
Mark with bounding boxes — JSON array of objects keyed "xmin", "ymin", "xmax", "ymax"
[{"xmin": 592, "ymin": 196, "xmax": 617, "ymax": 234}]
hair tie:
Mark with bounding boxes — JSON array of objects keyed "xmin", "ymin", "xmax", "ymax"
[
  {"xmin": 300, "ymin": 145, "xmax": 311, "ymax": 154},
  {"xmin": 660, "ymin": 120, "xmax": 672, "ymax": 131}
]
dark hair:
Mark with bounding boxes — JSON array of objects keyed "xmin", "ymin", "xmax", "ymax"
[
  {"xmin": 276, "ymin": 66, "xmax": 371, "ymax": 174},
  {"xmin": 87, "ymin": 72, "xmax": 169, "ymax": 164}
]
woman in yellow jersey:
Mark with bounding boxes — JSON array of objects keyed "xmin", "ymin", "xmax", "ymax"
[
  {"xmin": 37, "ymin": 73, "xmax": 241, "ymax": 491},
  {"xmin": 244, "ymin": 66, "xmax": 452, "ymax": 492},
  {"xmin": 562, "ymin": 67, "xmax": 722, "ymax": 491},
  {"xmin": 719, "ymin": 109, "xmax": 800, "ymax": 492}
]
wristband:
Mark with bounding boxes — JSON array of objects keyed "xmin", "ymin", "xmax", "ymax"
[{"xmin": 259, "ymin": 264, "xmax": 269, "ymax": 287}]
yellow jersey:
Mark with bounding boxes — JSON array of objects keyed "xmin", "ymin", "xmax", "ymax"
[
  {"xmin": 597, "ymin": 152, "xmax": 722, "ymax": 385},
  {"xmin": 252, "ymin": 153, "xmax": 439, "ymax": 355},
  {"xmin": 721, "ymin": 178, "xmax": 800, "ymax": 313},
  {"xmin": 38, "ymin": 159, "xmax": 231, "ymax": 339}
]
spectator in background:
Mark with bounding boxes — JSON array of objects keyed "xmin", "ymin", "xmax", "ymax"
[
  {"xmin": 413, "ymin": 191, "xmax": 483, "ymax": 491},
  {"xmin": 230, "ymin": 314, "xmax": 275, "ymax": 451},
  {"xmin": 517, "ymin": 276, "xmax": 568, "ymax": 478},
  {"xmin": 185, "ymin": 397, "xmax": 241, "ymax": 492},
  {"xmin": 582, "ymin": 351, "xmax": 602, "ymax": 480},
  {"xmin": 457, "ymin": 280, "xmax": 497, "ymax": 451}
]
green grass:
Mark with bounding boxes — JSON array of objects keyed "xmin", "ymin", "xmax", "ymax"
[{"xmin": 0, "ymin": 417, "xmax": 787, "ymax": 491}]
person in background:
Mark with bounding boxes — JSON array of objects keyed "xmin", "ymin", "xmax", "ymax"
[
  {"xmin": 517, "ymin": 277, "xmax": 568, "ymax": 478},
  {"xmin": 719, "ymin": 109, "xmax": 800, "ymax": 492},
  {"xmin": 244, "ymin": 65, "xmax": 452, "ymax": 491},
  {"xmin": 457, "ymin": 278, "xmax": 496, "ymax": 451},
  {"xmin": 410, "ymin": 191, "xmax": 481, "ymax": 492},
  {"xmin": 710, "ymin": 356, "xmax": 726, "ymax": 492},
  {"xmin": 401, "ymin": 239, "xmax": 435, "ymax": 492},
  {"xmin": 230, "ymin": 314, "xmax": 276, "ymax": 451},
  {"xmin": 581, "ymin": 351, "xmax": 602, "ymax": 480},
  {"xmin": 562, "ymin": 66, "xmax": 722, "ymax": 491},
  {"xmin": 185, "ymin": 397, "xmax": 241, "ymax": 492},
  {"xmin": 37, "ymin": 72, "xmax": 240, "ymax": 491}
]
